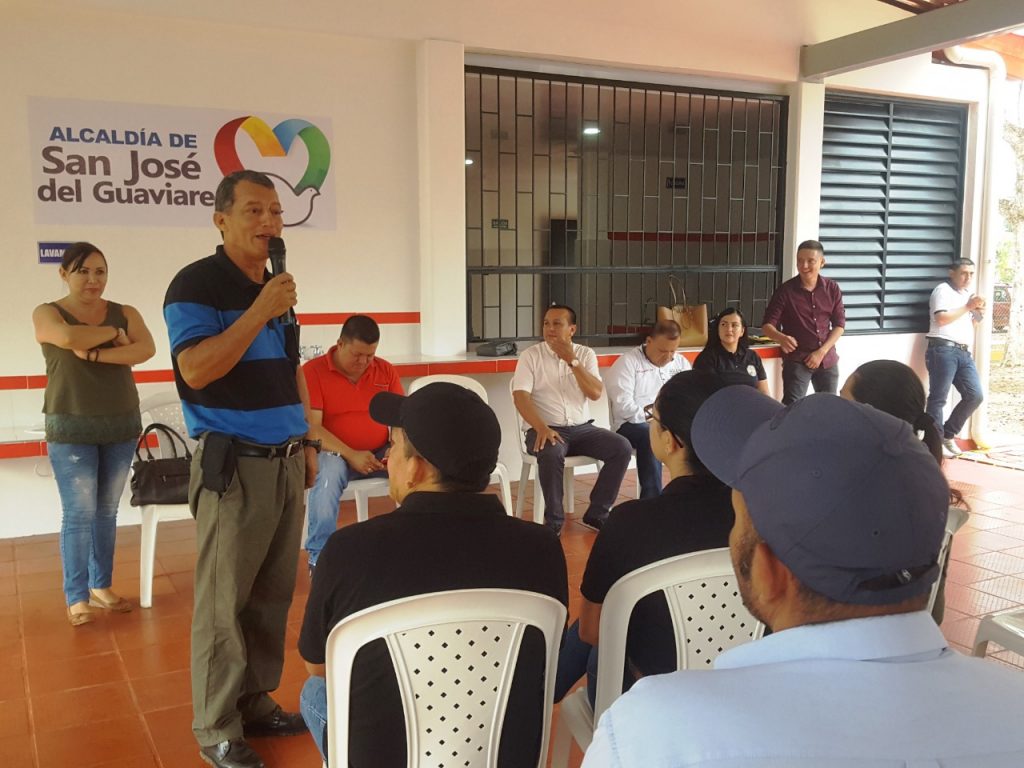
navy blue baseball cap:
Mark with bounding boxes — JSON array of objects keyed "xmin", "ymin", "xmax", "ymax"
[
  {"xmin": 369, "ymin": 382, "xmax": 500, "ymax": 487},
  {"xmin": 692, "ymin": 388, "xmax": 949, "ymax": 606}
]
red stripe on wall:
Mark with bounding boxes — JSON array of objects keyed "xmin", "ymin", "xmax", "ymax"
[
  {"xmin": 606, "ymin": 232, "xmax": 774, "ymax": 243},
  {"xmin": 133, "ymin": 370, "xmax": 176, "ymax": 384},
  {"xmin": 0, "ymin": 442, "xmax": 44, "ymax": 459},
  {"xmin": 0, "ymin": 347, "xmax": 782, "ymax": 391},
  {"xmin": 0, "ymin": 376, "xmax": 29, "ymax": 390}
]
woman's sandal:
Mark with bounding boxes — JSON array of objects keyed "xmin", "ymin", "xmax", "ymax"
[
  {"xmin": 88, "ymin": 590, "xmax": 133, "ymax": 613},
  {"xmin": 66, "ymin": 606, "xmax": 95, "ymax": 627}
]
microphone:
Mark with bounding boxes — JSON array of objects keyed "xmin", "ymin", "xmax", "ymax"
[{"xmin": 267, "ymin": 236, "xmax": 293, "ymax": 325}]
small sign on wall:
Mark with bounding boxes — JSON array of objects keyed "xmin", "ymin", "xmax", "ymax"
[{"xmin": 38, "ymin": 241, "xmax": 73, "ymax": 264}]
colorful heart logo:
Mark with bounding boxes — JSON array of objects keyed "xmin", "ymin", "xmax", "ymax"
[{"xmin": 214, "ymin": 116, "xmax": 331, "ymax": 195}]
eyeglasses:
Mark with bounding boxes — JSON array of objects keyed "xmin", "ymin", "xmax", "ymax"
[{"xmin": 644, "ymin": 404, "xmax": 684, "ymax": 448}]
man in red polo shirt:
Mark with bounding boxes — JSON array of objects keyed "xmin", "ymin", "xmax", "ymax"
[{"xmin": 303, "ymin": 315, "xmax": 403, "ymax": 569}]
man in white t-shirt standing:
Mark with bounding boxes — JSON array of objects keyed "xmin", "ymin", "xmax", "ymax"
[
  {"xmin": 925, "ymin": 258, "xmax": 986, "ymax": 457},
  {"xmin": 605, "ymin": 320, "xmax": 691, "ymax": 499},
  {"xmin": 512, "ymin": 305, "xmax": 632, "ymax": 534}
]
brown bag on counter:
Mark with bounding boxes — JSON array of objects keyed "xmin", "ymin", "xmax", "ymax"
[{"xmin": 655, "ymin": 275, "xmax": 708, "ymax": 347}]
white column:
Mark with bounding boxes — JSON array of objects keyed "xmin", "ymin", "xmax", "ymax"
[
  {"xmin": 782, "ymin": 81, "xmax": 826, "ymax": 277},
  {"xmin": 417, "ymin": 38, "xmax": 467, "ymax": 355}
]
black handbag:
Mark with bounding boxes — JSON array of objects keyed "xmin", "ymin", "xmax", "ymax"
[{"xmin": 129, "ymin": 423, "xmax": 192, "ymax": 507}]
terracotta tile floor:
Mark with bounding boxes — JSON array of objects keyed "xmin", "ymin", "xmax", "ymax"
[{"xmin": 2, "ymin": 460, "xmax": 1023, "ymax": 767}]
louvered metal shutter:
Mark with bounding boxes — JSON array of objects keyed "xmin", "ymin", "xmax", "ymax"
[{"xmin": 819, "ymin": 95, "xmax": 967, "ymax": 333}]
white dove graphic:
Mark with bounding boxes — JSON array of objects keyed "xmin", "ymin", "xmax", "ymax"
[{"xmin": 264, "ymin": 172, "xmax": 321, "ymax": 227}]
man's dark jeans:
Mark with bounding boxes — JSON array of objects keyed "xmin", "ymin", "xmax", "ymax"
[
  {"xmin": 925, "ymin": 344, "xmax": 983, "ymax": 439},
  {"xmin": 781, "ymin": 359, "xmax": 839, "ymax": 405},
  {"xmin": 526, "ymin": 423, "xmax": 632, "ymax": 529},
  {"xmin": 616, "ymin": 422, "xmax": 662, "ymax": 499}
]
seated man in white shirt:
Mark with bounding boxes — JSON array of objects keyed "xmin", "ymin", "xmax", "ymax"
[
  {"xmin": 512, "ymin": 305, "xmax": 632, "ymax": 534},
  {"xmin": 605, "ymin": 320, "xmax": 690, "ymax": 498},
  {"xmin": 585, "ymin": 388, "xmax": 1024, "ymax": 768}
]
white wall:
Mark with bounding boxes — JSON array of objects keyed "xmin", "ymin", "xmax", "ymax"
[
  {"xmin": 2, "ymin": 3, "xmax": 423, "ymax": 439},
  {"xmin": 0, "ymin": 0, "xmax": 992, "ymax": 537}
]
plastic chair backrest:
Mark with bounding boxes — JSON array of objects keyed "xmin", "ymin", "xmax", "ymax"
[
  {"xmin": 928, "ymin": 505, "xmax": 970, "ymax": 613},
  {"xmin": 509, "ymin": 378, "xmax": 530, "ymax": 442},
  {"xmin": 409, "ymin": 374, "xmax": 489, "ymax": 403},
  {"xmin": 325, "ymin": 588, "xmax": 566, "ymax": 768},
  {"xmin": 592, "ymin": 548, "xmax": 763, "ymax": 722},
  {"xmin": 138, "ymin": 391, "xmax": 197, "ymax": 456}
]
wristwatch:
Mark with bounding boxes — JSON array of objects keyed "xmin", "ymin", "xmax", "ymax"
[
  {"xmin": 570, "ymin": 359, "xmax": 580, "ymax": 368},
  {"xmin": 301, "ymin": 438, "xmax": 322, "ymax": 453}
]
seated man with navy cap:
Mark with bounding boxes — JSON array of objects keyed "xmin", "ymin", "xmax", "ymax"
[
  {"xmin": 298, "ymin": 382, "xmax": 568, "ymax": 767},
  {"xmin": 585, "ymin": 389, "xmax": 1024, "ymax": 767}
]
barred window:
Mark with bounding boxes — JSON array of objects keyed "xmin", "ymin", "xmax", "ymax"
[{"xmin": 465, "ymin": 68, "xmax": 787, "ymax": 345}]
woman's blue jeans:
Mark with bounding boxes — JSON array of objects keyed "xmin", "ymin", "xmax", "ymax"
[{"xmin": 48, "ymin": 440, "xmax": 136, "ymax": 606}]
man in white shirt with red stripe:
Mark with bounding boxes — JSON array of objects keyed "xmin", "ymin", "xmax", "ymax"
[
  {"xmin": 512, "ymin": 305, "xmax": 632, "ymax": 534},
  {"xmin": 925, "ymin": 258, "xmax": 986, "ymax": 457}
]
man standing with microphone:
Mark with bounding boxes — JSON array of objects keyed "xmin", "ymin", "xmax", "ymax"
[
  {"xmin": 925, "ymin": 257, "xmax": 986, "ymax": 457},
  {"xmin": 164, "ymin": 170, "xmax": 319, "ymax": 768}
]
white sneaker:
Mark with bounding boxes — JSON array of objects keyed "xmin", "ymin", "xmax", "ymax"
[{"xmin": 942, "ymin": 438, "xmax": 962, "ymax": 457}]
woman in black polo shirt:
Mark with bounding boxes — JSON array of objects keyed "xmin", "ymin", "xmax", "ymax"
[{"xmin": 693, "ymin": 307, "xmax": 769, "ymax": 394}]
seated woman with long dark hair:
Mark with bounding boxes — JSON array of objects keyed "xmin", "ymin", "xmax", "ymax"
[
  {"xmin": 554, "ymin": 371, "xmax": 735, "ymax": 705},
  {"xmin": 693, "ymin": 307, "xmax": 770, "ymax": 395},
  {"xmin": 841, "ymin": 359, "xmax": 967, "ymax": 624}
]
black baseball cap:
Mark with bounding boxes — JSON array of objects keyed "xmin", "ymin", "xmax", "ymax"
[{"xmin": 369, "ymin": 382, "xmax": 500, "ymax": 487}]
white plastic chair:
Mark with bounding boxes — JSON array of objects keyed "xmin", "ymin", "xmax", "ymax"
[
  {"xmin": 137, "ymin": 391, "xmax": 197, "ymax": 609},
  {"xmin": 324, "ymin": 588, "xmax": 567, "ymax": 768},
  {"xmin": 551, "ymin": 548, "xmax": 764, "ymax": 766},
  {"xmin": 927, "ymin": 505, "xmax": 970, "ymax": 615},
  {"xmin": 408, "ymin": 374, "xmax": 514, "ymax": 513},
  {"xmin": 973, "ymin": 607, "xmax": 1024, "ymax": 659},
  {"xmin": 341, "ymin": 477, "xmax": 392, "ymax": 523},
  {"xmin": 509, "ymin": 380, "xmax": 602, "ymax": 525},
  {"xmin": 605, "ymin": 401, "xmax": 642, "ymax": 502}
]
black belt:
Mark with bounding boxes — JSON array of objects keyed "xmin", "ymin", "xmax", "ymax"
[
  {"xmin": 927, "ymin": 337, "xmax": 968, "ymax": 352},
  {"xmin": 233, "ymin": 439, "xmax": 304, "ymax": 459}
]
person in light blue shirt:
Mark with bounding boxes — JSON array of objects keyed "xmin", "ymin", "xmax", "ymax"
[{"xmin": 585, "ymin": 389, "xmax": 1024, "ymax": 768}]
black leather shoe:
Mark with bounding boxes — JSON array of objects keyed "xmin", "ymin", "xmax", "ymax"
[
  {"xmin": 242, "ymin": 706, "xmax": 308, "ymax": 737},
  {"xmin": 199, "ymin": 738, "xmax": 264, "ymax": 768},
  {"xmin": 580, "ymin": 511, "xmax": 605, "ymax": 531}
]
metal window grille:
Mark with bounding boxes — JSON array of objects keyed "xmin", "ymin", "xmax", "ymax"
[
  {"xmin": 465, "ymin": 67, "xmax": 787, "ymax": 345},
  {"xmin": 819, "ymin": 94, "xmax": 967, "ymax": 333}
]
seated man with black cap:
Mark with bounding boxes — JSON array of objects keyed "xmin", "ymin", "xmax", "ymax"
[
  {"xmin": 298, "ymin": 382, "xmax": 568, "ymax": 768},
  {"xmin": 585, "ymin": 388, "xmax": 1024, "ymax": 767}
]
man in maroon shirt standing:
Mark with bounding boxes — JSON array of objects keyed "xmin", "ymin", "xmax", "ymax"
[{"xmin": 762, "ymin": 240, "xmax": 845, "ymax": 404}]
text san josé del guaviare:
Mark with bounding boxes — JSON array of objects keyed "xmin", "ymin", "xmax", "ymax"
[{"xmin": 37, "ymin": 127, "xmax": 216, "ymax": 207}]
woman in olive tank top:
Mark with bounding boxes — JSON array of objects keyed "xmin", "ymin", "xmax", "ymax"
[{"xmin": 32, "ymin": 243, "xmax": 156, "ymax": 626}]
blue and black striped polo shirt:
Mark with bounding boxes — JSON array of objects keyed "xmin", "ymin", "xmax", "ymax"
[{"xmin": 163, "ymin": 247, "xmax": 307, "ymax": 444}]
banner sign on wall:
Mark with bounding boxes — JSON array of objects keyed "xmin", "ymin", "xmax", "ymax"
[
  {"xmin": 38, "ymin": 241, "xmax": 73, "ymax": 264},
  {"xmin": 28, "ymin": 98, "xmax": 335, "ymax": 229}
]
